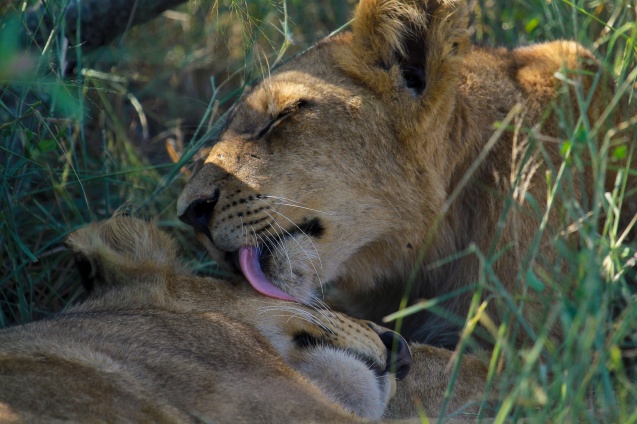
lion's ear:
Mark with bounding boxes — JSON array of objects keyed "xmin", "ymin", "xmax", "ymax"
[
  {"xmin": 65, "ymin": 226, "xmax": 115, "ymax": 293},
  {"xmin": 343, "ymin": 0, "xmax": 469, "ymax": 97},
  {"xmin": 65, "ymin": 216, "xmax": 183, "ymax": 294}
]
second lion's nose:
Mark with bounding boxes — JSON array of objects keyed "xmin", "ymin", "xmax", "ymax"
[
  {"xmin": 379, "ymin": 331, "xmax": 413, "ymax": 381},
  {"xmin": 178, "ymin": 189, "xmax": 220, "ymax": 235}
]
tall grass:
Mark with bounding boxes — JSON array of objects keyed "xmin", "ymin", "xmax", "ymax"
[
  {"xmin": 458, "ymin": 1, "xmax": 637, "ymax": 422},
  {"xmin": 1, "ymin": 0, "xmax": 636, "ymax": 422}
]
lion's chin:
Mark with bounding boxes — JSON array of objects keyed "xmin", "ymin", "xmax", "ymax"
[
  {"xmin": 200, "ymin": 230, "xmax": 325, "ymax": 304},
  {"xmin": 238, "ymin": 246, "xmax": 300, "ymax": 302}
]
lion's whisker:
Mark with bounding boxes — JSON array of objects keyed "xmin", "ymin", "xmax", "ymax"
[
  {"xmin": 261, "ymin": 195, "xmax": 337, "ymax": 216},
  {"xmin": 261, "ymin": 223, "xmax": 295, "ymax": 278},
  {"xmin": 251, "ymin": 227, "xmax": 277, "ymax": 258},
  {"xmin": 258, "ymin": 222, "xmax": 282, "ymax": 253},
  {"xmin": 260, "ymin": 195, "xmax": 312, "ymax": 207},
  {"xmin": 239, "ymin": 216, "xmax": 249, "ymax": 246},
  {"xmin": 292, "ymin": 287, "xmax": 336, "ymax": 326},
  {"xmin": 265, "ymin": 206, "xmax": 324, "ymax": 271},
  {"xmin": 270, "ymin": 202, "xmax": 337, "ymax": 216},
  {"xmin": 260, "ymin": 207, "xmax": 323, "ymax": 283},
  {"xmin": 295, "ymin": 286, "xmax": 325, "ymax": 308},
  {"xmin": 257, "ymin": 305, "xmax": 333, "ymax": 333},
  {"xmin": 258, "ymin": 305, "xmax": 332, "ymax": 332}
]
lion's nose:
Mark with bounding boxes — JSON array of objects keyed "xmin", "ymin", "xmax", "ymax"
[
  {"xmin": 379, "ymin": 331, "xmax": 412, "ymax": 380},
  {"xmin": 178, "ymin": 189, "xmax": 220, "ymax": 235}
]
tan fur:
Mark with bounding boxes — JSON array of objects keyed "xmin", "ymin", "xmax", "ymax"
[
  {"xmin": 0, "ymin": 216, "xmax": 424, "ymax": 423},
  {"xmin": 177, "ymin": 0, "xmax": 633, "ymax": 418}
]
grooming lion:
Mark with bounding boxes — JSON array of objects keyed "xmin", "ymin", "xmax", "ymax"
[{"xmin": 176, "ymin": 0, "xmax": 633, "ymax": 418}]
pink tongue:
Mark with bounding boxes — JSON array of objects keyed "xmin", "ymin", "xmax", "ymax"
[{"xmin": 239, "ymin": 246, "xmax": 298, "ymax": 302}]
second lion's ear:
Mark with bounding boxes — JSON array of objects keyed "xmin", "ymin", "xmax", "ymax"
[
  {"xmin": 73, "ymin": 253, "xmax": 98, "ymax": 292},
  {"xmin": 338, "ymin": 0, "xmax": 470, "ymax": 98}
]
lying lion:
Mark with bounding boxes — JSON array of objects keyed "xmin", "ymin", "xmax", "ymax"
[{"xmin": 0, "ymin": 215, "xmax": 420, "ymax": 423}]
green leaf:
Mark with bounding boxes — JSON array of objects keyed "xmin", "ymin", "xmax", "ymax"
[
  {"xmin": 38, "ymin": 139, "xmax": 56, "ymax": 153},
  {"xmin": 609, "ymin": 345, "xmax": 622, "ymax": 371},
  {"xmin": 48, "ymin": 82, "xmax": 82, "ymax": 119},
  {"xmin": 9, "ymin": 228, "xmax": 38, "ymax": 262},
  {"xmin": 612, "ymin": 145, "xmax": 627, "ymax": 160},
  {"xmin": 574, "ymin": 125, "xmax": 589, "ymax": 145},
  {"xmin": 525, "ymin": 18, "xmax": 539, "ymax": 34},
  {"xmin": 0, "ymin": 18, "xmax": 19, "ymax": 71},
  {"xmin": 560, "ymin": 140, "xmax": 572, "ymax": 157},
  {"xmin": 526, "ymin": 270, "xmax": 546, "ymax": 293}
]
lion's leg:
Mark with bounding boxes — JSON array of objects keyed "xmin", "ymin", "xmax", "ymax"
[{"xmin": 387, "ymin": 344, "xmax": 491, "ymax": 419}]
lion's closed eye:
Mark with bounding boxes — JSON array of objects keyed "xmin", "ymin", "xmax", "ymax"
[{"xmin": 256, "ymin": 99, "xmax": 310, "ymax": 139}]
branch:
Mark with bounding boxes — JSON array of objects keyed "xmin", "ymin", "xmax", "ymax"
[{"xmin": 22, "ymin": 0, "xmax": 189, "ymax": 50}]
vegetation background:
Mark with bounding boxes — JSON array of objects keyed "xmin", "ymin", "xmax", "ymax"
[{"xmin": 1, "ymin": 0, "xmax": 636, "ymax": 422}]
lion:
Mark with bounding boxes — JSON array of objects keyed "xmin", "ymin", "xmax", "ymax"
[
  {"xmin": 176, "ymin": 0, "xmax": 633, "ymax": 418},
  {"xmin": 0, "ymin": 215, "xmax": 425, "ymax": 423}
]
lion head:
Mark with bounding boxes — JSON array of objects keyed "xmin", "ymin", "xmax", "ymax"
[{"xmin": 177, "ymin": 0, "xmax": 472, "ymax": 305}]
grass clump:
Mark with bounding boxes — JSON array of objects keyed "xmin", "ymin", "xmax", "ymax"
[{"xmin": 452, "ymin": 1, "xmax": 637, "ymax": 422}]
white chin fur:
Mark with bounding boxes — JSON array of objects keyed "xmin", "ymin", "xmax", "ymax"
[{"xmin": 295, "ymin": 347, "xmax": 391, "ymax": 420}]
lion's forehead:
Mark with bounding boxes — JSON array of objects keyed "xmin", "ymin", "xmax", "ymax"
[
  {"xmin": 241, "ymin": 71, "xmax": 356, "ymax": 114},
  {"xmin": 245, "ymin": 85, "xmax": 296, "ymax": 113}
]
